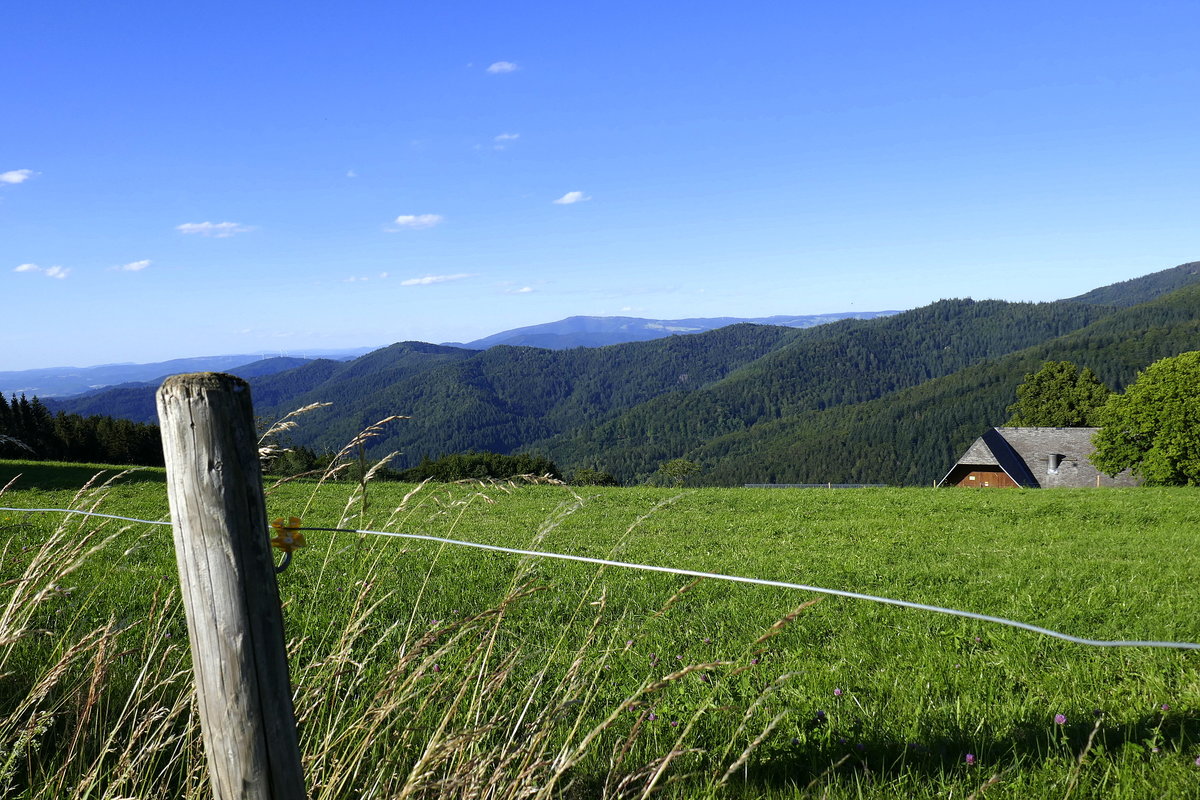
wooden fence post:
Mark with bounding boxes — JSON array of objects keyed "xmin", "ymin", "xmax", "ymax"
[{"xmin": 157, "ymin": 373, "xmax": 307, "ymax": 800}]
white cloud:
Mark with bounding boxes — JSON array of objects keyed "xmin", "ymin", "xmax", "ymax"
[
  {"xmin": 492, "ymin": 132, "xmax": 520, "ymax": 151},
  {"xmin": 511, "ymin": 286, "xmax": 533, "ymax": 294},
  {"xmin": 13, "ymin": 263, "xmax": 69, "ymax": 279},
  {"xmin": 346, "ymin": 169, "xmax": 358, "ymax": 178},
  {"xmin": 176, "ymin": 221, "xmax": 254, "ymax": 237},
  {"xmin": 388, "ymin": 214, "xmax": 444, "ymax": 230},
  {"xmin": 486, "ymin": 61, "xmax": 519, "ymax": 74},
  {"xmin": 0, "ymin": 169, "xmax": 35, "ymax": 185},
  {"xmin": 553, "ymin": 191, "xmax": 590, "ymax": 205},
  {"xmin": 400, "ymin": 273, "xmax": 475, "ymax": 286},
  {"xmin": 113, "ymin": 259, "xmax": 151, "ymax": 272}
]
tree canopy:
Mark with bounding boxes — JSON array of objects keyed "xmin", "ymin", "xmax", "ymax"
[
  {"xmin": 1089, "ymin": 351, "xmax": 1200, "ymax": 485},
  {"xmin": 1004, "ymin": 361, "xmax": 1110, "ymax": 427}
]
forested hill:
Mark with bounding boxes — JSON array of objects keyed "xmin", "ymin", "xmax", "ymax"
[
  {"xmin": 690, "ymin": 281, "xmax": 1200, "ymax": 487},
  {"xmin": 35, "ymin": 260, "xmax": 1200, "ymax": 485},
  {"xmin": 540, "ymin": 298, "xmax": 1111, "ymax": 479},
  {"xmin": 1066, "ymin": 260, "xmax": 1200, "ymax": 308},
  {"xmin": 250, "ymin": 324, "xmax": 806, "ymax": 460}
]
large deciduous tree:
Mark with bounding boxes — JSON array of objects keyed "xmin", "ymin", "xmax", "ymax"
[
  {"xmin": 1004, "ymin": 361, "xmax": 1110, "ymax": 427},
  {"xmin": 1089, "ymin": 351, "xmax": 1200, "ymax": 485}
]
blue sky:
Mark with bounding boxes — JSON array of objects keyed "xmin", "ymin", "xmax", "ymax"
[{"xmin": 4, "ymin": 0, "xmax": 1198, "ymax": 370}]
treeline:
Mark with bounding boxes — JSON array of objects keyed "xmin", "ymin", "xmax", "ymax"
[
  {"xmin": 263, "ymin": 448, "xmax": 572, "ymax": 483},
  {"xmin": 0, "ymin": 394, "xmax": 164, "ymax": 465},
  {"xmin": 397, "ymin": 452, "xmax": 561, "ymax": 482}
]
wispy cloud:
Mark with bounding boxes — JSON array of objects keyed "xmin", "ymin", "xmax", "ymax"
[
  {"xmin": 388, "ymin": 214, "xmax": 444, "ymax": 230},
  {"xmin": 14, "ymin": 263, "xmax": 69, "ymax": 279},
  {"xmin": 176, "ymin": 221, "xmax": 254, "ymax": 237},
  {"xmin": 486, "ymin": 61, "xmax": 519, "ymax": 74},
  {"xmin": 113, "ymin": 259, "xmax": 151, "ymax": 272},
  {"xmin": 553, "ymin": 191, "xmax": 590, "ymax": 205},
  {"xmin": 0, "ymin": 169, "xmax": 35, "ymax": 185},
  {"xmin": 400, "ymin": 273, "xmax": 475, "ymax": 286},
  {"xmin": 492, "ymin": 132, "xmax": 521, "ymax": 151},
  {"xmin": 508, "ymin": 286, "xmax": 534, "ymax": 294},
  {"xmin": 346, "ymin": 169, "xmax": 358, "ymax": 178}
]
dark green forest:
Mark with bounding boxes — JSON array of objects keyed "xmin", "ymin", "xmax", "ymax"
[
  {"xmin": 0, "ymin": 394, "xmax": 163, "ymax": 466},
  {"xmin": 27, "ymin": 260, "xmax": 1200, "ymax": 487}
]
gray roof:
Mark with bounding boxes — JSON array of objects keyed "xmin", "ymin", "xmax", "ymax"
[{"xmin": 941, "ymin": 427, "xmax": 1138, "ymax": 488}]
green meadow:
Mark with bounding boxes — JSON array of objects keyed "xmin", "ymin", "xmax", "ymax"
[{"xmin": 2, "ymin": 459, "xmax": 1198, "ymax": 798}]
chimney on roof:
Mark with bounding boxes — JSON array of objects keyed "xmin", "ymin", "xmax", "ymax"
[{"xmin": 1047, "ymin": 453, "xmax": 1064, "ymax": 472}]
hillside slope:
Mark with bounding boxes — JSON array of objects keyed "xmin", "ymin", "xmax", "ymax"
[
  {"xmin": 257, "ymin": 324, "xmax": 806, "ymax": 460},
  {"xmin": 1067, "ymin": 260, "xmax": 1200, "ymax": 308},
  {"xmin": 687, "ymin": 282, "xmax": 1200, "ymax": 487},
  {"xmin": 542, "ymin": 298, "xmax": 1112, "ymax": 479}
]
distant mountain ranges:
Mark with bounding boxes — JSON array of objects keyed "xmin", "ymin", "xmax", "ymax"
[
  {"xmin": 0, "ymin": 348, "xmax": 376, "ymax": 399},
  {"xmin": 26, "ymin": 260, "xmax": 1200, "ymax": 485},
  {"xmin": 442, "ymin": 311, "xmax": 899, "ymax": 350},
  {"xmin": 3, "ymin": 313, "xmax": 895, "ymax": 398}
]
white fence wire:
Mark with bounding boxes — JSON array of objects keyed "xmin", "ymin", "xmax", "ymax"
[{"xmin": 4, "ymin": 505, "xmax": 1199, "ymax": 651}]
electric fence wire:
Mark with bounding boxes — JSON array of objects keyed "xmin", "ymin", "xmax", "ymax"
[{"xmin": 4, "ymin": 505, "xmax": 1200, "ymax": 651}]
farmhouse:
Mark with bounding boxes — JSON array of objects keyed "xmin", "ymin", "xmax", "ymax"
[{"xmin": 940, "ymin": 427, "xmax": 1138, "ymax": 488}]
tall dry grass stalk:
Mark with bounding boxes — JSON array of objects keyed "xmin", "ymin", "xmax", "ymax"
[{"xmin": 1, "ymin": 428, "xmax": 809, "ymax": 798}]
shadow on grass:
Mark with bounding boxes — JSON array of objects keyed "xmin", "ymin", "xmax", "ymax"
[
  {"xmin": 0, "ymin": 460, "xmax": 166, "ymax": 491},
  {"xmin": 727, "ymin": 708, "xmax": 1200, "ymax": 795}
]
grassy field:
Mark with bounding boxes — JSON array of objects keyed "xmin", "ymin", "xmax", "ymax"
[{"xmin": 2, "ymin": 459, "xmax": 1199, "ymax": 798}]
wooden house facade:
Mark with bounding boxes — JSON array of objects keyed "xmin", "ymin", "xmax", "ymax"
[{"xmin": 940, "ymin": 427, "xmax": 1139, "ymax": 488}]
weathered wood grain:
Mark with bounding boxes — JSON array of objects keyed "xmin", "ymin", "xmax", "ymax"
[{"xmin": 157, "ymin": 373, "xmax": 306, "ymax": 800}]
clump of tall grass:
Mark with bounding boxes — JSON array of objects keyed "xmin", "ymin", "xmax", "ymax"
[{"xmin": 1, "ymin": 426, "xmax": 801, "ymax": 799}]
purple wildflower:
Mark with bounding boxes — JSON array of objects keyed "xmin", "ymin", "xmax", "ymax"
[
  {"xmin": 432, "ymin": 664, "xmax": 441, "ymax": 673},
  {"xmin": 815, "ymin": 710, "xmax": 826, "ymax": 722},
  {"xmin": 1195, "ymin": 756, "xmax": 1200, "ymax": 766},
  {"xmin": 965, "ymin": 753, "xmax": 976, "ymax": 766},
  {"xmin": 1161, "ymin": 704, "xmax": 1171, "ymax": 712},
  {"xmin": 1054, "ymin": 714, "xmax": 1067, "ymax": 725},
  {"xmin": 647, "ymin": 712, "xmax": 658, "ymax": 721},
  {"xmin": 834, "ymin": 688, "xmax": 843, "ymax": 697}
]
